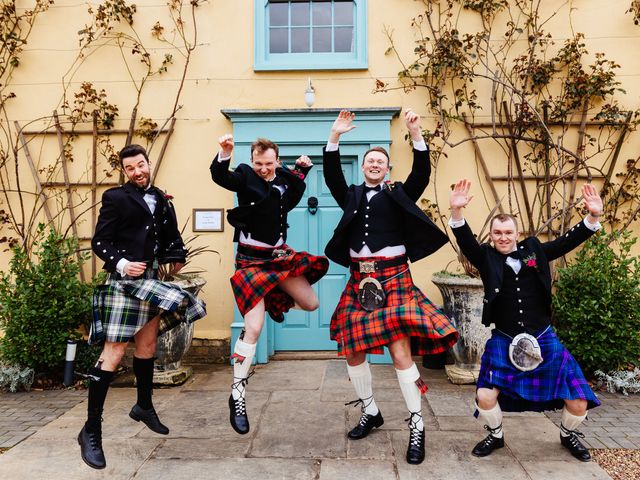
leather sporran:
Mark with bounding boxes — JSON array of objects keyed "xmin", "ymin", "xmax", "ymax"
[{"xmin": 357, "ymin": 277, "xmax": 386, "ymax": 311}]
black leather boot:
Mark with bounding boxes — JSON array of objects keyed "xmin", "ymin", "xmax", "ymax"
[
  {"xmin": 229, "ymin": 374, "xmax": 252, "ymax": 434},
  {"xmin": 129, "ymin": 404, "xmax": 169, "ymax": 435},
  {"xmin": 472, "ymin": 424, "xmax": 505, "ymax": 457},
  {"xmin": 78, "ymin": 425, "xmax": 106, "ymax": 469},
  {"xmin": 560, "ymin": 424, "xmax": 591, "ymax": 462},
  {"xmin": 405, "ymin": 412, "xmax": 425, "ymax": 465}
]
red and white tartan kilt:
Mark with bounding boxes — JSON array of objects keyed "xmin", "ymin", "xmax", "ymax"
[
  {"xmin": 330, "ymin": 256, "xmax": 459, "ymax": 357},
  {"xmin": 230, "ymin": 244, "xmax": 329, "ymax": 319}
]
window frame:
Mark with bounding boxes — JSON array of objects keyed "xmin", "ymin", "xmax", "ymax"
[{"xmin": 254, "ymin": 0, "xmax": 368, "ymax": 71}]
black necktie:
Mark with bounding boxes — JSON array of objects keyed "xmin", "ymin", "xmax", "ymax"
[{"xmin": 364, "ymin": 184, "xmax": 382, "ymax": 193}]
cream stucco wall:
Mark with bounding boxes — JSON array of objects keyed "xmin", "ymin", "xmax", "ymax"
[{"xmin": 3, "ymin": 0, "xmax": 639, "ymax": 342}]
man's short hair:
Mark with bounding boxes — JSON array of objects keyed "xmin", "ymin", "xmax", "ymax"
[
  {"xmin": 362, "ymin": 146, "xmax": 390, "ymax": 165},
  {"xmin": 251, "ymin": 138, "xmax": 279, "ymax": 159},
  {"xmin": 119, "ymin": 144, "xmax": 149, "ymax": 167},
  {"xmin": 490, "ymin": 213, "xmax": 519, "ymax": 231}
]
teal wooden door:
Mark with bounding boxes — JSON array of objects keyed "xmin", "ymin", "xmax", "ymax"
[{"xmin": 273, "ymin": 155, "xmax": 356, "ymax": 350}]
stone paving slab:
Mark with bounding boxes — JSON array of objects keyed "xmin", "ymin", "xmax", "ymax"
[{"xmin": 0, "ymin": 359, "xmax": 633, "ymax": 479}]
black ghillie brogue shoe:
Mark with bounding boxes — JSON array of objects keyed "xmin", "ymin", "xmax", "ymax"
[
  {"xmin": 129, "ymin": 404, "xmax": 169, "ymax": 435},
  {"xmin": 560, "ymin": 424, "xmax": 591, "ymax": 462},
  {"xmin": 345, "ymin": 396, "xmax": 384, "ymax": 439},
  {"xmin": 472, "ymin": 424, "xmax": 505, "ymax": 457},
  {"xmin": 405, "ymin": 412, "xmax": 425, "ymax": 465},
  {"xmin": 228, "ymin": 394, "xmax": 249, "ymax": 434},
  {"xmin": 78, "ymin": 425, "xmax": 106, "ymax": 470}
]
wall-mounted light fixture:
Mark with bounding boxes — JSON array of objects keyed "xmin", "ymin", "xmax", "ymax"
[{"xmin": 304, "ymin": 77, "xmax": 315, "ymax": 107}]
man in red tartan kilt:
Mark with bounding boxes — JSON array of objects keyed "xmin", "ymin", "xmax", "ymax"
[
  {"xmin": 449, "ymin": 179, "xmax": 602, "ymax": 462},
  {"xmin": 211, "ymin": 134, "xmax": 329, "ymax": 435},
  {"xmin": 323, "ymin": 109, "xmax": 459, "ymax": 465}
]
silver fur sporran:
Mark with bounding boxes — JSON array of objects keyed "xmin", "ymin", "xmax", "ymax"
[
  {"xmin": 357, "ymin": 277, "xmax": 386, "ymax": 311},
  {"xmin": 508, "ymin": 333, "xmax": 544, "ymax": 371}
]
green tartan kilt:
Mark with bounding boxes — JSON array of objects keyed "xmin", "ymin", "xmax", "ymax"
[{"xmin": 90, "ymin": 270, "xmax": 206, "ymax": 344}]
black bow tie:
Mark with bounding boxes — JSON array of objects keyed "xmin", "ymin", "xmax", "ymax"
[
  {"xmin": 507, "ymin": 251, "xmax": 520, "ymax": 260},
  {"xmin": 270, "ymin": 177, "xmax": 286, "ymax": 187},
  {"xmin": 364, "ymin": 184, "xmax": 382, "ymax": 193},
  {"xmin": 137, "ymin": 186, "xmax": 155, "ymax": 196}
]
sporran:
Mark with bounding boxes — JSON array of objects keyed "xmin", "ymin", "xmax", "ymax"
[
  {"xmin": 357, "ymin": 277, "xmax": 386, "ymax": 311},
  {"xmin": 508, "ymin": 332, "xmax": 543, "ymax": 371}
]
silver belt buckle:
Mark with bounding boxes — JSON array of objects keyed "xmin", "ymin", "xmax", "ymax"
[
  {"xmin": 359, "ymin": 261, "xmax": 376, "ymax": 273},
  {"xmin": 272, "ymin": 248, "xmax": 289, "ymax": 259}
]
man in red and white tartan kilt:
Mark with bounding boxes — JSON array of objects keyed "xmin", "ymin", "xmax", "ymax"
[
  {"xmin": 211, "ymin": 134, "xmax": 329, "ymax": 435},
  {"xmin": 323, "ymin": 110, "xmax": 458, "ymax": 465}
]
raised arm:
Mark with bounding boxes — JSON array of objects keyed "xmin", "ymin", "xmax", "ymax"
[
  {"xmin": 542, "ymin": 184, "xmax": 603, "ymax": 260},
  {"xmin": 402, "ymin": 109, "xmax": 431, "ymax": 201},
  {"xmin": 210, "ymin": 133, "xmax": 245, "ymax": 191},
  {"xmin": 323, "ymin": 110, "xmax": 355, "ymax": 208},
  {"xmin": 449, "ymin": 179, "xmax": 485, "ymax": 268}
]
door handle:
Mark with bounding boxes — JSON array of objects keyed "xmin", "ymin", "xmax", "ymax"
[{"xmin": 307, "ymin": 196, "xmax": 318, "ymax": 215}]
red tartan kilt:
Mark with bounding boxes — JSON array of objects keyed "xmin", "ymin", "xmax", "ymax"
[
  {"xmin": 230, "ymin": 244, "xmax": 329, "ymax": 318},
  {"xmin": 330, "ymin": 257, "xmax": 458, "ymax": 357}
]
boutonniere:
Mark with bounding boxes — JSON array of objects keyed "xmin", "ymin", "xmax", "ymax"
[
  {"xmin": 522, "ymin": 253, "xmax": 538, "ymax": 270},
  {"xmin": 291, "ymin": 168, "xmax": 305, "ymax": 180},
  {"xmin": 384, "ymin": 180, "xmax": 395, "ymax": 192}
]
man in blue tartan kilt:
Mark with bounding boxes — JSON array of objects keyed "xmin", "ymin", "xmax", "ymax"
[
  {"xmin": 211, "ymin": 134, "xmax": 329, "ymax": 436},
  {"xmin": 448, "ymin": 179, "xmax": 603, "ymax": 462},
  {"xmin": 324, "ymin": 110, "xmax": 458, "ymax": 465},
  {"xmin": 79, "ymin": 144, "xmax": 206, "ymax": 470}
]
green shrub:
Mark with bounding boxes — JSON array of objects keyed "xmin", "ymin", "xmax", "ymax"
[
  {"xmin": 554, "ymin": 230, "xmax": 640, "ymax": 375},
  {"xmin": 0, "ymin": 226, "xmax": 94, "ymax": 373}
]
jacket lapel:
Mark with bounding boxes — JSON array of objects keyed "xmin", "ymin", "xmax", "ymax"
[{"xmin": 123, "ymin": 182, "xmax": 152, "ymax": 215}]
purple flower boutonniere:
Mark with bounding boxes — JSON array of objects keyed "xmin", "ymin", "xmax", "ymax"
[{"xmin": 523, "ymin": 253, "xmax": 538, "ymax": 270}]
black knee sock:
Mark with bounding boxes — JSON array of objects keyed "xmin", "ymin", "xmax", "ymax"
[
  {"xmin": 85, "ymin": 367, "xmax": 114, "ymax": 433},
  {"xmin": 133, "ymin": 356, "xmax": 155, "ymax": 410}
]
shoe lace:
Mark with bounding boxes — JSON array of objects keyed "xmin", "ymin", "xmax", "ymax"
[
  {"xmin": 231, "ymin": 370, "xmax": 254, "ymax": 414},
  {"xmin": 404, "ymin": 412, "xmax": 423, "ymax": 446},
  {"xmin": 87, "ymin": 421, "xmax": 103, "ymax": 448},
  {"xmin": 560, "ymin": 423, "xmax": 585, "ymax": 447},
  {"xmin": 479, "ymin": 423, "xmax": 503, "ymax": 446},
  {"xmin": 345, "ymin": 395, "xmax": 375, "ymax": 426}
]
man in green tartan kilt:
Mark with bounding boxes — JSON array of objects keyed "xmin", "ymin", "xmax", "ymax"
[
  {"xmin": 78, "ymin": 144, "xmax": 206, "ymax": 470},
  {"xmin": 324, "ymin": 110, "xmax": 458, "ymax": 465}
]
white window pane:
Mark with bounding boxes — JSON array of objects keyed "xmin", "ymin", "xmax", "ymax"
[
  {"xmin": 270, "ymin": 28, "xmax": 289, "ymax": 53},
  {"xmin": 334, "ymin": 26, "xmax": 353, "ymax": 52},
  {"xmin": 312, "ymin": 2, "xmax": 331, "ymax": 26},
  {"xmin": 334, "ymin": 2, "xmax": 353, "ymax": 25},
  {"xmin": 291, "ymin": 28, "xmax": 310, "ymax": 52},
  {"xmin": 269, "ymin": 3, "xmax": 288, "ymax": 27},
  {"xmin": 312, "ymin": 27, "xmax": 331, "ymax": 52},
  {"xmin": 291, "ymin": 2, "xmax": 310, "ymax": 26}
]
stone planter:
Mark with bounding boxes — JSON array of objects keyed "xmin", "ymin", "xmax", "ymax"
[
  {"xmin": 154, "ymin": 276, "xmax": 206, "ymax": 386},
  {"xmin": 431, "ymin": 273, "xmax": 489, "ymax": 384}
]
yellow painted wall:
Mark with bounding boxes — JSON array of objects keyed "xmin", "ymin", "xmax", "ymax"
[{"xmin": 2, "ymin": 0, "xmax": 639, "ymax": 342}]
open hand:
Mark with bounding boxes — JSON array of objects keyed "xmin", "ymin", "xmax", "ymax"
[
  {"xmin": 330, "ymin": 110, "xmax": 356, "ymax": 140},
  {"xmin": 581, "ymin": 183, "xmax": 603, "ymax": 217},
  {"xmin": 450, "ymin": 179, "xmax": 473, "ymax": 210}
]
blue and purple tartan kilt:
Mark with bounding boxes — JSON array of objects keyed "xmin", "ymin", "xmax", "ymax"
[
  {"xmin": 476, "ymin": 328, "xmax": 600, "ymax": 412},
  {"xmin": 90, "ymin": 270, "xmax": 207, "ymax": 345}
]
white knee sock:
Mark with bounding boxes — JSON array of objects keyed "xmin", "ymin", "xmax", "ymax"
[
  {"xmin": 476, "ymin": 402, "xmax": 503, "ymax": 438},
  {"xmin": 232, "ymin": 339, "xmax": 256, "ymax": 400},
  {"xmin": 396, "ymin": 363, "xmax": 424, "ymax": 431},
  {"xmin": 560, "ymin": 407, "xmax": 587, "ymax": 437},
  {"xmin": 347, "ymin": 361, "xmax": 379, "ymax": 415}
]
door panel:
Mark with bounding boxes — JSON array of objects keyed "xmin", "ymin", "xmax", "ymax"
[{"xmin": 273, "ymin": 156, "xmax": 356, "ymax": 350}]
